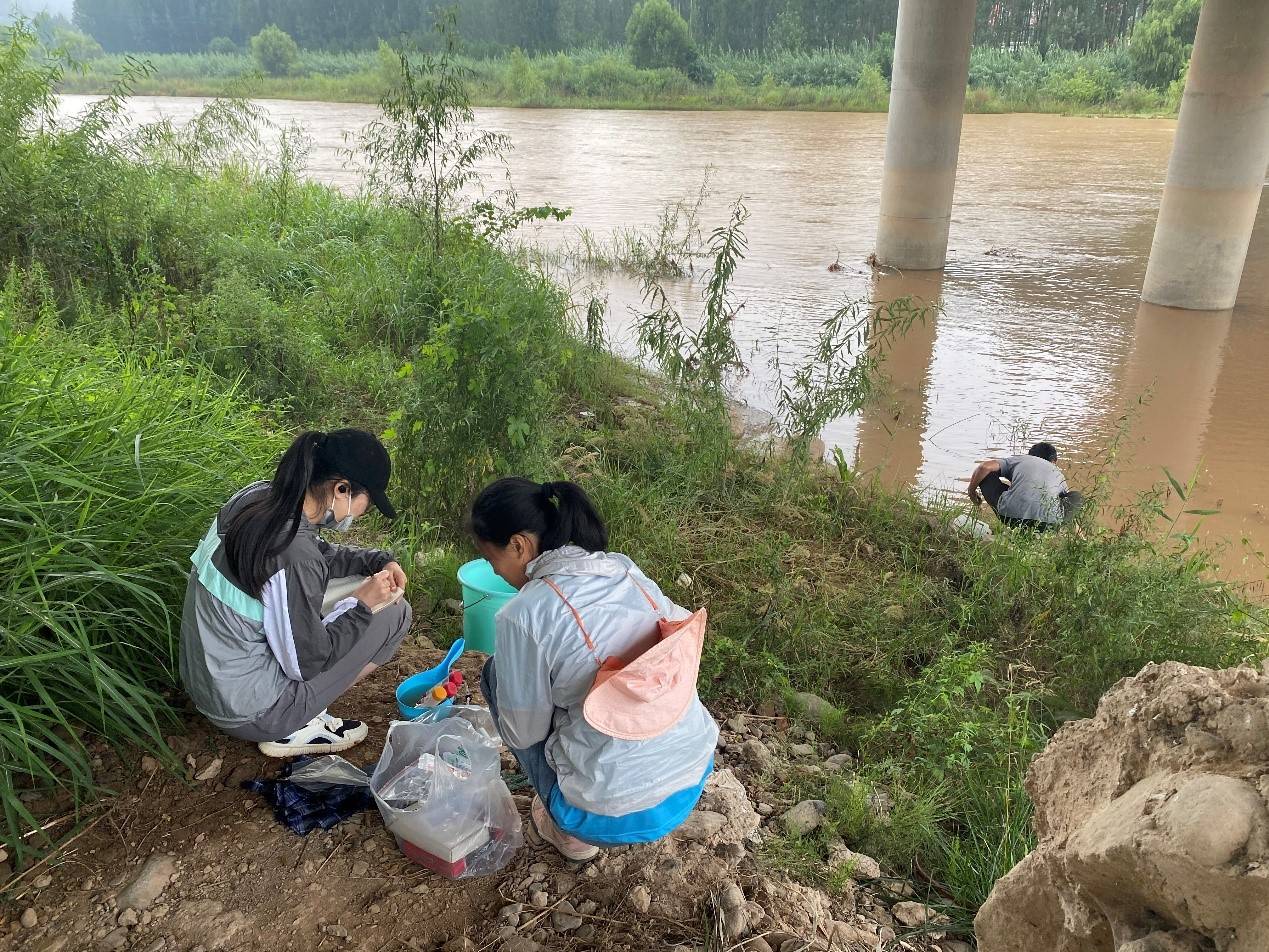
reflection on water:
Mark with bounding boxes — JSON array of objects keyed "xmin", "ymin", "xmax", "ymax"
[{"xmin": 57, "ymin": 96, "xmax": 1269, "ymax": 581}]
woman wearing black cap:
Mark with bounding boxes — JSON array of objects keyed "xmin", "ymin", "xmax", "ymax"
[{"xmin": 179, "ymin": 429, "xmax": 411, "ymax": 757}]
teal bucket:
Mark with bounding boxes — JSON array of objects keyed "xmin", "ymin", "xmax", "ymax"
[{"xmin": 457, "ymin": 559, "xmax": 516, "ymax": 654}]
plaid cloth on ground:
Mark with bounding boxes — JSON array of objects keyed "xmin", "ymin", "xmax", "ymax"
[{"xmin": 243, "ymin": 756, "xmax": 374, "ymax": 835}]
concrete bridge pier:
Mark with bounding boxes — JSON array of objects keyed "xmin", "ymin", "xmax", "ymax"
[
  {"xmin": 1142, "ymin": 0, "xmax": 1269, "ymax": 311},
  {"xmin": 874, "ymin": 0, "xmax": 977, "ymax": 271}
]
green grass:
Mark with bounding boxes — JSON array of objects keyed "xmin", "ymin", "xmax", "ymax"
[
  {"xmin": 56, "ymin": 42, "xmax": 1177, "ymax": 116},
  {"xmin": 2, "ymin": 21, "xmax": 1258, "ymax": 925},
  {"xmin": 0, "ymin": 271, "xmax": 281, "ymax": 868}
]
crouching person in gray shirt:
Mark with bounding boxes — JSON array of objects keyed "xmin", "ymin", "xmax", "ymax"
[{"xmin": 967, "ymin": 442, "xmax": 1082, "ymax": 530}]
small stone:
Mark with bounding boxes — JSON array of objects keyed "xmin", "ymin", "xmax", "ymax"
[
  {"xmin": 789, "ymin": 692, "xmax": 836, "ymax": 720},
  {"xmin": 943, "ymin": 942, "xmax": 972, "ymax": 952},
  {"xmin": 444, "ymin": 598, "xmax": 464, "ymax": 613},
  {"xmin": 789, "ymin": 743, "xmax": 816, "ymax": 758},
  {"xmin": 879, "ymin": 927, "xmax": 896, "ymax": 944},
  {"xmin": 551, "ymin": 900, "xmax": 583, "ymax": 931},
  {"xmin": 742, "ymin": 940, "xmax": 773, "ymax": 952},
  {"xmin": 717, "ymin": 882, "xmax": 749, "ymax": 940},
  {"xmin": 780, "ymin": 800, "xmax": 827, "ymax": 836},
  {"xmin": 350, "ymin": 861, "xmax": 369, "ymax": 877},
  {"xmin": 757, "ymin": 803, "xmax": 774, "ymax": 816},
  {"xmin": 32, "ymin": 873, "xmax": 53, "ymax": 889},
  {"xmin": 501, "ymin": 939, "xmax": 540, "ymax": 952},
  {"xmin": 828, "ymin": 843, "xmax": 882, "ymax": 880},
  {"xmin": 117, "ymin": 854, "xmax": 177, "ymax": 912},
  {"xmin": 117, "ymin": 908, "xmax": 139, "ymax": 927},
  {"xmin": 442, "ymin": 939, "xmax": 475, "ymax": 952},
  {"xmin": 324, "ymin": 925, "xmax": 350, "ymax": 939},
  {"xmin": 0, "ymin": 846, "xmax": 7, "ymax": 863},
  {"xmin": 675, "ymin": 810, "xmax": 727, "ymax": 842},
  {"xmin": 740, "ymin": 739, "xmax": 771, "ymax": 765},
  {"xmin": 676, "ymin": 572, "xmax": 693, "ymax": 588},
  {"xmin": 368, "ymin": 904, "xmax": 381, "ymax": 915},
  {"xmin": 193, "ymin": 757, "xmax": 223, "ymax": 782},
  {"xmin": 577, "ymin": 900, "xmax": 597, "ymax": 916},
  {"xmin": 499, "ymin": 903, "xmax": 524, "ymax": 925},
  {"xmin": 883, "ymin": 605, "xmax": 906, "ymax": 622},
  {"xmin": 575, "ymin": 924, "xmax": 596, "ymax": 940},
  {"xmin": 778, "ymin": 940, "xmax": 810, "ymax": 952},
  {"xmin": 141, "ymin": 755, "xmax": 160, "ymax": 774},
  {"xmin": 892, "ymin": 901, "xmax": 934, "ymax": 928},
  {"xmin": 629, "ymin": 884, "xmax": 651, "ymax": 913},
  {"xmin": 37, "ymin": 937, "xmax": 70, "ymax": 952},
  {"xmin": 529, "ymin": 890, "xmax": 549, "ymax": 909},
  {"xmin": 831, "ymin": 921, "xmax": 879, "ymax": 948},
  {"xmin": 496, "ymin": 926, "xmax": 516, "ymax": 942},
  {"xmin": 98, "ymin": 928, "xmax": 129, "ymax": 951},
  {"xmin": 823, "ymin": 753, "xmax": 855, "ymax": 772},
  {"xmin": 20, "ymin": 908, "xmax": 38, "ymax": 929},
  {"xmin": 529, "ymin": 862, "xmax": 549, "ymax": 875},
  {"xmin": 726, "ymin": 715, "xmax": 748, "ymax": 735},
  {"xmin": 411, "ymin": 883, "xmax": 429, "ymax": 894},
  {"xmin": 715, "ymin": 841, "xmax": 745, "ymax": 862}
]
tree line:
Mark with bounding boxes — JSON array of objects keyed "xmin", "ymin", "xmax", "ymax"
[{"xmin": 73, "ymin": 0, "xmax": 1158, "ymax": 56}]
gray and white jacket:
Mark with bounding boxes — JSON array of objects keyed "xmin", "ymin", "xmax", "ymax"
[
  {"xmin": 178, "ymin": 482, "xmax": 395, "ymax": 728},
  {"xmin": 495, "ymin": 546, "xmax": 720, "ymax": 816}
]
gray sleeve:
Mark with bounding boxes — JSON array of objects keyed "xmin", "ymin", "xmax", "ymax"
[
  {"xmin": 283, "ymin": 557, "xmax": 375, "ymax": 680},
  {"xmin": 493, "ymin": 616, "xmax": 555, "ymax": 749},
  {"xmin": 997, "ymin": 456, "xmax": 1020, "ymax": 479},
  {"xmin": 315, "ymin": 536, "xmax": 394, "ymax": 579}
]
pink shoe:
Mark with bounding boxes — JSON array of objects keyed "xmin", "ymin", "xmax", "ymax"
[{"xmin": 531, "ymin": 795, "xmax": 599, "ymax": 862}]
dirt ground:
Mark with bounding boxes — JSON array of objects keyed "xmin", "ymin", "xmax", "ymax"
[{"xmin": 0, "ymin": 627, "xmax": 962, "ymax": 952}]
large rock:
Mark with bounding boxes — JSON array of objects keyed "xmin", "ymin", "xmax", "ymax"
[{"xmin": 976, "ymin": 662, "xmax": 1269, "ymax": 952}]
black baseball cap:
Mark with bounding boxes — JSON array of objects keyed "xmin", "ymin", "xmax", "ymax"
[{"xmin": 318, "ymin": 429, "xmax": 398, "ymax": 520}]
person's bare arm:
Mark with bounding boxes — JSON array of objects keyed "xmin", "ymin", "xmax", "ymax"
[{"xmin": 967, "ymin": 459, "xmax": 1001, "ymax": 505}]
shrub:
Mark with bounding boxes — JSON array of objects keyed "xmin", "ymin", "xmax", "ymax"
[
  {"xmin": 1128, "ymin": 0, "xmax": 1201, "ymax": 89},
  {"xmin": 250, "ymin": 24, "xmax": 300, "ymax": 77},
  {"xmin": 625, "ymin": 0, "xmax": 706, "ymax": 80},
  {"xmin": 207, "ymin": 36, "xmax": 238, "ymax": 56}
]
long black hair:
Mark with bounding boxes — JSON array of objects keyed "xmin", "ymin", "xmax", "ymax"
[
  {"xmin": 469, "ymin": 478, "xmax": 608, "ymax": 553},
  {"xmin": 224, "ymin": 431, "xmax": 363, "ymax": 596}
]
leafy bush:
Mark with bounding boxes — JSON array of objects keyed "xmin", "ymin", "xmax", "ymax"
[
  {"xmin": 625, "ymin": 0, "xmax": 706, "ymax": 80},
  {"xmin": 251, "ymin": 24, "xmax": 300, "ymax": 77},
  {"xmin": 1128, "ymin": 0, "xmax": 1201, "ymax": 88},
  {"xmin": 391, "ymin": 237, "xmax": 574, "ymax": 521},
  {"xmin": 207, "ymin": 36, "xmax": 238, "ymax": 55}
]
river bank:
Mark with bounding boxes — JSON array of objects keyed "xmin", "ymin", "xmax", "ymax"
[
  {"xmin": 57, "ymin": 45, "xmax": 1179, "ymax": 118},
  {"xmin": 3, "ymin": 24, "xmax": 1262, "ymax": 937}
]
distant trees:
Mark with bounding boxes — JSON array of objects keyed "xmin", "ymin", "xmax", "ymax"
[
  {"xmin": 626, "ymin": 0, "xmax": 705, "ymax": 79},
  {"xmin": 251, "ymin": 24, "xmax": 299, "ymax": 76},
  {"xmin": 1127, "ymin": 0, "xmax": 1200, "ymax": 89},
  {"xmin": 67, "ymin": 0, "xmax": 1176, "ymax": 90}
]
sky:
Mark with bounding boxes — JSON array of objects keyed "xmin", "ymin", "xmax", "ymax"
[{"xmin": 4, "ymin": 0, "xmax": 74, "ymax": 19}]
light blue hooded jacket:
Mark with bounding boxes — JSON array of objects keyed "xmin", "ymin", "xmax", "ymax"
[{"xmin": 493, "ymin": 546, "xmax": 719, "ymax": 817}]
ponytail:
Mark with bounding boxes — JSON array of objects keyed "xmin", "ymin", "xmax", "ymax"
[
  {"xmin": 469, "ymin": 477, "xmax": 608, "ymax": 553},
  {"xmin": 224, "ymin": 431, "xmax": 332, "ymax": 596}
]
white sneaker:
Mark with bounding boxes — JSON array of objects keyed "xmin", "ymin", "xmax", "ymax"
[
  {"xmin": 531, "ymin": 795, "xmax": 599, "ymax": 862},
  {"xmin": 257, "ymin": 710, "xmax": 369, "ymax": 758}
]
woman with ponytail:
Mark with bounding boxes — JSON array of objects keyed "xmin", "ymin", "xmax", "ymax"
[
  {"xmin": 180, "ymin": 429, "xmax": 412, "ymax": 757},
  {"xmin": 469, "ymin": 478, "xmax": 719, "ymax": 861}
]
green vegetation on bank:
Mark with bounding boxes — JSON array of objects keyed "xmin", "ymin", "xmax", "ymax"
[
  {"xmin": 3, "ymin": 16, "xmax": 1260, "ymax": 934},
  {"xmin": 55, "ymin": 41, "xmax": 1183, "ymax": 115}
]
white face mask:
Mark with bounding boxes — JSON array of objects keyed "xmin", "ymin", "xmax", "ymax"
[{"xmin": 321, "ymin": 493, "xmax": 355, "ymax": 533}]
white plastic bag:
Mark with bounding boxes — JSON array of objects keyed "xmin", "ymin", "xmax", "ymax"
[{"xmin": 369, "ymin": 706, "xmax": 522, "ymax": 879}]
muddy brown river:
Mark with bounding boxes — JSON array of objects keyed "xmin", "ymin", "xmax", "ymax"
[{"xmin": 60, "ymin": 97, "xmax": 1269, "ymax": 583}]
